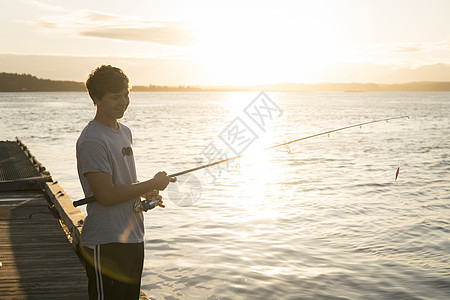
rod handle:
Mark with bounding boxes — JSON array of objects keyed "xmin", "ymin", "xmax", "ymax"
[{"xmin": 73, "ymin": 196, "xmax": 96, "ymax": 207}]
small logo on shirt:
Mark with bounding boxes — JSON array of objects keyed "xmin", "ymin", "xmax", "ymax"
[{"xmin": 122, "ymin": 146, "xmax": 133, "ymax": 156}]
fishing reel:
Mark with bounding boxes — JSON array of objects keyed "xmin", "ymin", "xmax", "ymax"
[{"xmin": 133, "ymin": 196, "xmax": 162, "ymax": 213}]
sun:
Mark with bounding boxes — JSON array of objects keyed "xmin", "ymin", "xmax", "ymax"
[{"xmin": 186, "ymin": 1, "xmax": 345, "ymax": 86}]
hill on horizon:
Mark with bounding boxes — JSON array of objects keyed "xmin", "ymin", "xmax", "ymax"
[{"xmin": 1, "ymin": 72, "xmax": 450, "ymax": 92}]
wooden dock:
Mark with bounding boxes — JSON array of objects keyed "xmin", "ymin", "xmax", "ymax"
[
  {"xmin": 0, "ymin": 138, "xmax": 88, "ymax": 299},
  {"xmin": 0, "ymin": 138, "xmax": 148, "ymax": 299}
]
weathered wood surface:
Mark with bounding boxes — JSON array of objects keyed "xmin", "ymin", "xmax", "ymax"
[
  {"xmin": 44, "ymin": 182, "xmax": 85, "ymax": 252},
  {"xmin": 0, "ymin": 140, "xmax": 48, "ymax": 182},
  {"xmin": 0, "ymin": 140, "xmax": 87, "ymax": 298},
  {"xmin": 0, "ymin": 191, "xmax": 88, "ymax": 299},
  {"xmin": 0, "ymin": 139, "xmax": 150, "ymax": 300},
  {"xmin": 0, "ymin": 177, "xmax": 52, "ymax": 192}
]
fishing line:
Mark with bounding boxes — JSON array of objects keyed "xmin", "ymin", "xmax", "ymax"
[
  {"xmin": 395, "ymin": 117, "xmax": 410, "ymax": 182},
  {"xmin": 73, "ymin": 115, "xmax": 410, "ymax": 207}
]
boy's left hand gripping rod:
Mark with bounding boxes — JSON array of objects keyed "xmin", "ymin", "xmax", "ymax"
[{"xmin": 72, "ymin": 172, "xmax": 182, "ymax": 207}]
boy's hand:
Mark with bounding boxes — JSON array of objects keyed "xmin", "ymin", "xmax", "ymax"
[
  {"xmin": 141, "ymin": 189, "xmax": 158, "ymax": 199},
  {"xmin": 152, "ymin": 171, "xmax": 177, "ymax": 190},
  {"xmin": 141, "ymin": 189, "xmax": 165, "ymax": 208}
]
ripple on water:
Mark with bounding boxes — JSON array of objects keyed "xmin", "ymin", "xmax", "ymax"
[{"xmin": 1, "ymin": 92, "xmax": 449, "ymax": 299}]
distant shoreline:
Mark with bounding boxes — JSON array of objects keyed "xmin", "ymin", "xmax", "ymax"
[
  {"xmin": 1, "ymin": 72, "xmax": 450, "ymax": 92},
  {"xmin": 3, "ymin": 90, "xmax": 450, "ymax": 93}
]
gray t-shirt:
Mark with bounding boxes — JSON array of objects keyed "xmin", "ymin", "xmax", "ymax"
[{"xmin": 76, "ymin": 120, "xmax": 144, "ymax": 246}]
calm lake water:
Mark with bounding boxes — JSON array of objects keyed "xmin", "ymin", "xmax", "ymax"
[{"xmin": 0, "ymin": 92, "xmax": 449, "ymax": 299}]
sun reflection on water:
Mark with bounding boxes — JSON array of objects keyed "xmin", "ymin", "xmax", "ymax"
[
  {"xmin": 218, "ymin": 92, "xmax": 288, "ymax": 222},
  {"xmin": 229, "ymin": 132, "xmax": 284, "ymax": 222}
]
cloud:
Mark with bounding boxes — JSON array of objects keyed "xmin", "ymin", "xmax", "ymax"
[
  {"xmin": 390, "ymin": 46, "xmax": 423, "ymax": 53},
  {"xmin": 27, "ymin": 0, "xmax": 67, "ymax": 12},
  {"xmin": 340, "ymin": 40, "xmax": 450, "ymax": 67},
  {"xmin": 32, "ymin": 9, "xmax": 196, "ymax": 46},
  {"xmin": 385, "ymin": 41, "xmax": 450, "ymax": 53},
  {"xmin": 79, "ymin": 23, "xmax": 195, "ymax": 46},
  {"xmin": 29, "ymin": 9, "xmax": 196, "ymax": 46},
  {"xmin": 84, "ymin": 11, "xmax": 120, "ymax": 22},
  {"xmin": 35, "ymin": 20, "xmax": 59, "ymax": 29}
]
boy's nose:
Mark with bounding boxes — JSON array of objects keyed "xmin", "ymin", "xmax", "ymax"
[{"xmin": 120, "ymin": 96, "xmax": 129, "ymax": 105}]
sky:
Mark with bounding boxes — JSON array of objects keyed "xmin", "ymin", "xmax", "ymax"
[{"xmin": 1, "ymin": 0, "xmax": 450, "ymax": 85}]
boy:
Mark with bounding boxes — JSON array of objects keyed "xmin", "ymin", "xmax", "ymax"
[{"xmin": 76, "ymin": 65, "xmax": 175, "ymax": 299}]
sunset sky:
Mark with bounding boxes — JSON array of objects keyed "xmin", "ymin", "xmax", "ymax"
[{"xmin": 1, "ymin": 0, "xmax": 450, "ymax": 85}]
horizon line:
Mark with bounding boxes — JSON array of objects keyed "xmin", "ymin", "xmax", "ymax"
[{"xmin": 2, "ymin": 71, "xmax": 450, "ymax": 87}]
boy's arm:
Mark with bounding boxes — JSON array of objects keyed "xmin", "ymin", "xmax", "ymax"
[{"xmin": 85, "ymin": 171, "xmax": 176, "ymax": 206}]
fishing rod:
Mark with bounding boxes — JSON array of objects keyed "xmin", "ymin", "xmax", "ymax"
[{"xmin": 73, "ymin": 115, "xmax": 410, "ymax": 209}]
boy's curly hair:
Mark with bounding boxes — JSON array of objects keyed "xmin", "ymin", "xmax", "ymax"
[{"xmin": 86, "ymin": 65, "xmax": 129, "ymax": 103}]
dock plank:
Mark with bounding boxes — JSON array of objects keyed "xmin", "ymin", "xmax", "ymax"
[
  {"xmin": 0, "ymin": 190, "xmax": 88, "ymax": 299},
  {"xmin": 0, "ymin": 139, "xmax": 149, "ymax": 300}
]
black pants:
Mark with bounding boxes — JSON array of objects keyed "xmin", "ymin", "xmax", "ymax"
[{"xmin": 82, "ymin": 242, "xmax": 144, "ymax": 300}]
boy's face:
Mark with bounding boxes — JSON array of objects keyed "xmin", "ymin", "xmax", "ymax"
[{"xmin": 95, "ymin": 88, "xmax": 130, "ymax": 120}]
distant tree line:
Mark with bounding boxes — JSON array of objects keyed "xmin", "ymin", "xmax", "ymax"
[
  {"xmin": 0, "ymin": 72, "xmax": 85, "ymax": 92},
  {"xmin": 0, "ymin": 72, "xmax": 206, "ymax": 92},
  {"xmin": 1, "ymin": 72, "xmax": 450, "ymax": 92}
]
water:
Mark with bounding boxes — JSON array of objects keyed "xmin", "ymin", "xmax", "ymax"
[{"xmin": 0, "ymin": 92, "xmax": 449, "ymax": 299}]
